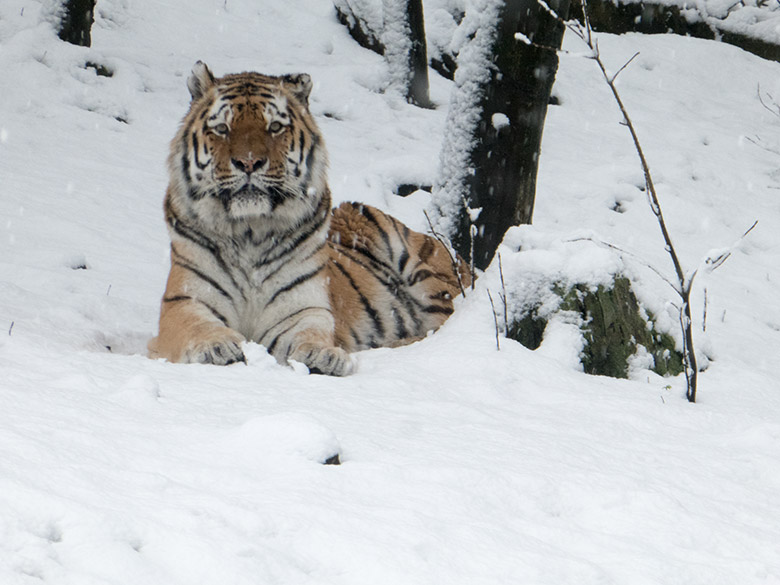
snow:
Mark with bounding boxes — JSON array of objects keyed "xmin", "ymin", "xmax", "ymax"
[
  {"xmin": 491, "ymin": 111, "xmax": 510, "ymax": 129},
  {"xmin": 496, "ymin": 227, "xmax": 627, "ymax": 321},
  {"xmin": 1, "ymin": 1, "xmax": 780, "ymax": 584}
]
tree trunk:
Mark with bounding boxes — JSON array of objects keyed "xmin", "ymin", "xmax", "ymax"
[
  {"xmin": 406, "ymin": 0, "xmax": 431, "ymax": 108},
  {"xmin": 57, "ymin": 0, "xmax": 96, "ymax": 47},
  {"xmin": 466, "ymin": 0, "xmax": 569, "ymax": 270}
]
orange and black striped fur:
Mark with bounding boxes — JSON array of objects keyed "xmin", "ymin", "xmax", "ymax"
[{"xmin": 149, "ymin": 62, "xmax": 470, "ymax": 375}]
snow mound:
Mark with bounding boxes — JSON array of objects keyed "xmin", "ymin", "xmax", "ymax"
[{"xmin": 217, "ymin": 413, "xmax": 342, "ymax": 466}]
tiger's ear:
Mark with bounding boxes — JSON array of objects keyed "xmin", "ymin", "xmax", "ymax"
[
  {"xmin": 187, "ymin": 61, "xmax": 216, "ymax": 101},
  {"xmin": 281, "ymin": 73, "xmax": 313, "ymax": 108}
]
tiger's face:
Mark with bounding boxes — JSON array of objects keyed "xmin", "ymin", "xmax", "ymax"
[{"xmin": 169, "ymin": 62, "xmax": 327, "ymax": 224}]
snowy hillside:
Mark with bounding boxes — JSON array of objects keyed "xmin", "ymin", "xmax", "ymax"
[{"xmin": 1, "ymin": 1, "xmax": 780, "ymax": 584}]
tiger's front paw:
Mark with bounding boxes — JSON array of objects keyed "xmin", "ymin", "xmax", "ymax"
[
  {"xmin": 290, "ymin": 343, "xmax": 355, "ymax": 376},
  {"xmin": 182, "ymin": 327, "xmax": 247, "ymax": 366}
]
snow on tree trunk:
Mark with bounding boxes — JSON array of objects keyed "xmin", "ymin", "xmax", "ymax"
[
  {"xmin": 57, "ymin": 0, "xmax": 96, "ymax": 47},
  {"xmin": 430, "ymin": 0, "xmax": 503, "ymax": 258},
  {"xmin": 430, "ymin": 0, "xmax": 569, "ymax": 270}
]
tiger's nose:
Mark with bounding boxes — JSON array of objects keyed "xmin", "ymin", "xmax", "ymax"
[{"xmin": 231, "ymin": 156, "xmax": 266, "ymax": 175}]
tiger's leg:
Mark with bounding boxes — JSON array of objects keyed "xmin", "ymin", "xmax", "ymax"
[{"xmin": 148, "ymin": 263, "xmax": 246, "ymax": 365}]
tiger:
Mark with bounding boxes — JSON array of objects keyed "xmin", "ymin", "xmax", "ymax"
[{"xmin": 148, "ymin": 61, "xmax": 470, "ymax": 375}]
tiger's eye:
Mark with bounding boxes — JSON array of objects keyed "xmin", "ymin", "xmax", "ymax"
[
  {"xmin": 214, "ymin": 123, "xmax": 229, "ymax": 135},
  {"xmin": 268, "ymin": 121, "xmax": 283, "ymax": 133}
]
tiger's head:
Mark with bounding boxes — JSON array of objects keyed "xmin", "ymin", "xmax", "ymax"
[{"xmin": 168, "ymin": 61, "xmax": 328, "ymax": 227}]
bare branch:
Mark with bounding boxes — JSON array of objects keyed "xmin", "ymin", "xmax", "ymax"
[
  {"xmin": 742, "ymin": 219, "xmax": 759, "ymax": 238},
  {"xmin": 594, "ymin": 43, "xmax": 687, "ymax": 294},
  {"xmin": 497, "ymin": 252, "xmax": 509, "ymax": 332},
  {"xmin": 702, "ymin": 287, "xmax": 708, "ymax": 332},
  {"xmin": 745, "ymin": 134, "xmax": 780, "ymax": 156},
  {"xmin": 757, "ymin": 84, "xmax": 780, "ymax": 118},
  {"xmin": 461, "ymin": 195, "xmax": 477, "ymax": 289},
  {"xmin": 573, "ymin": 0, "xmax": 697, "ymax": 401},
  {"xmin": 487, "ymin": 289, "xmax": 501, "ymax": 351},
  {"xmin": 580, "ymin": 0, "xmax": 594, "ymax": 46},
  {"xmin": 610, "ymin": 51, "xmax": 640, "ymax": 83},
  {"xmin": 703, "ymin": 219, "xmax": 758, "ymax": 273}
]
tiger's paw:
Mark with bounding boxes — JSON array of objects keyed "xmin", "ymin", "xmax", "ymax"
[
  {"xmin": 182, "ymin": 328, "xmax": 247, "ymax": 366},
  {"xmin": 290, "ymin": 343, "xmax": 355, "ymax": 377}
]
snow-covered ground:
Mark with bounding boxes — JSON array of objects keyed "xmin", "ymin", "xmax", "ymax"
[{"xmin": 1, "ymin": 1, "xmax": 779, "ymax": 583}]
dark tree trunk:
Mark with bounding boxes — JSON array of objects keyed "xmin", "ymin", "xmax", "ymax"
[
  {"xmin": 460, "ymin": 0, "xmax": 570, "ymax": 270},
  {"xmin": 58, "ymin": 0, "xmax": 96, "ymax": 47},
  {"xmin": 406, "ymin": 0, "xmax": 432, "ymax": 108}
]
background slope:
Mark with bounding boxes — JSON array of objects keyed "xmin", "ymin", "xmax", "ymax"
[{"xmin": 1, "ymin": 1, "xmax": 779, "ymax": 583}]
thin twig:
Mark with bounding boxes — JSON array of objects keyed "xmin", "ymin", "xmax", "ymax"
[
  {"xmin": 461, "ymin": 195, "xmax": 477, "ymax": 289},
  {"xmin": 469, "ymin": 224, "xmax": 477, "ymax": 290},
  {"xmin": 702, "ymin": 287, "xmax": 708, "ymax": 332},
  {"xmin": 741, "ymin": 219, "xmax": 759, "ymax": 239},
  {"xmin": 745, "ymin": 135, "xmax": 780, "ymax": 156},
  {"xmin": 703, "ymin": 219, "xmax": 758, "ymax": 273},
  {"xmin": 497, "ymin": 252, "xmax": 509, "ymax": 333},
  {"xmin": 610, "ymin": 52, "xmax": 640, "ymax": 83},
  {"xmin": 487, "ymin": 289, "xmax": 501, "ymax": 350},
  {"xmin": 566, "ymin": 236, "xmax": 679, "ymax": 294},
  {"xmin": 423, "ymin": 210, "xmax": 467, "ymax": 297},
  {"xmin": 757, "ymin": 84, "xmax": 780, "ymax": 118}
]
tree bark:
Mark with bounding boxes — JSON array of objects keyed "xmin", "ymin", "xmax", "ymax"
[
  {"xmin": 462, "ymin": 0, "xmax": 570, "ymax": 270},
  {"xmin": 406, "ymin": 0, "xmax": 432, "ymax": 108},
  {"xmin": 57, "ymin": 0, "xmax": 96, "ymax": 47}
]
